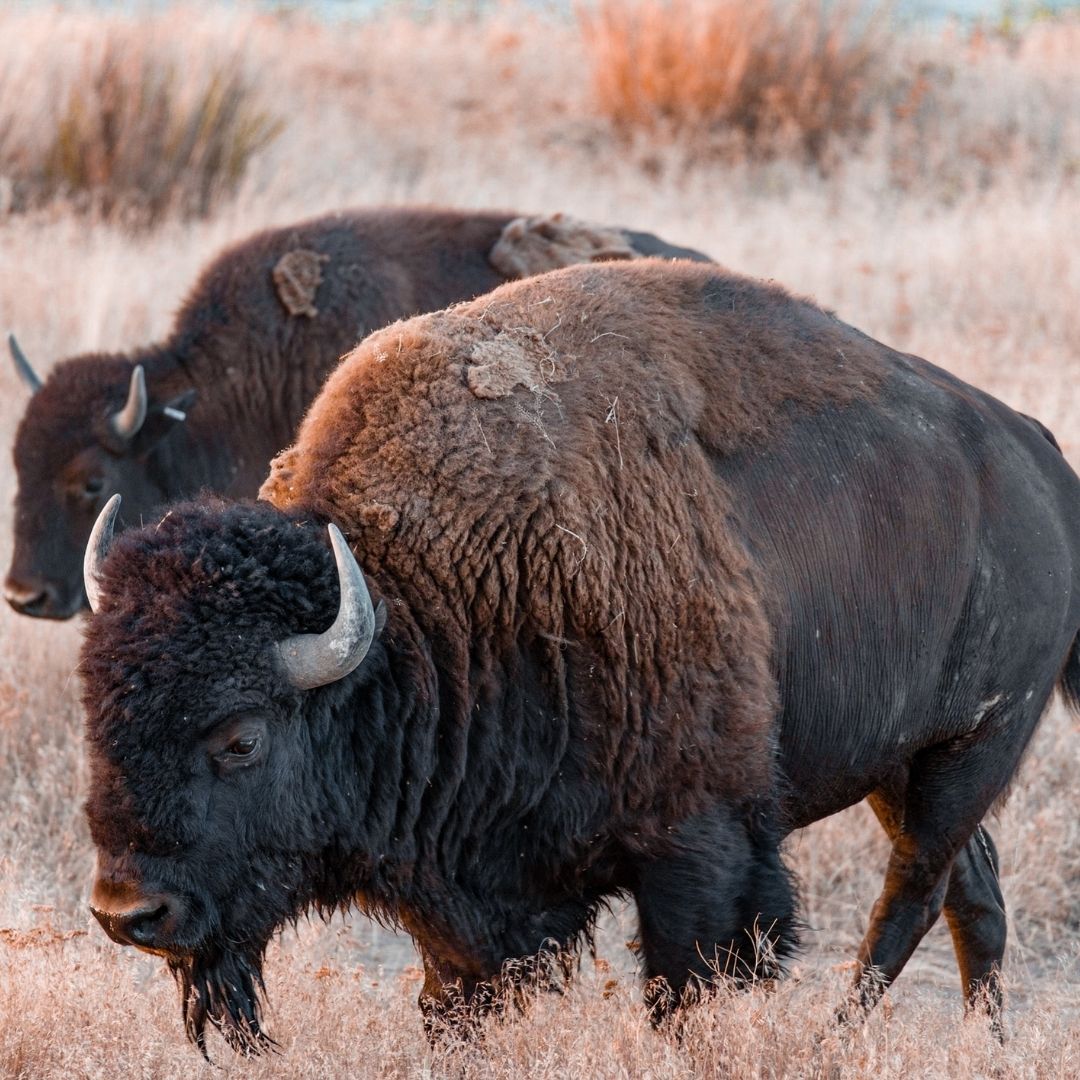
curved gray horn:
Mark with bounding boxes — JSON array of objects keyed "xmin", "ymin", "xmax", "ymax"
[
  {"xmin": 84, "ymin": 494, "xmax": 121, "ymax": 614},
  {"xmin": 276, "ymin": 524, "xmax": 377, "ymax": 690},
  {"xmin": 8, "ymin": 334, "xmax": 43, "ymax": 394},
  {"xmin": 110, "ymin": 365, "xmax": 147, "ymax": 440}
]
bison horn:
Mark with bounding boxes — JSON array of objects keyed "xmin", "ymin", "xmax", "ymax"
[
  {"xmin": 84, "ymin": 494, "xmax": 121, "ymax": 614},
  {"xmin": 276, "ymin": 524, "xmax": 379, "ymax": 690},
  {"xmin": 8, "ymin": 334, "xmax": 43, "ymax": 394},
  {"xmin": 110, "ymin": 365, "xmax": 148, "ymax": 440}
]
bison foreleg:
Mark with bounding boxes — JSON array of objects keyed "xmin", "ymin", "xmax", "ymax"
[
  {"xmin": 414, "ymin": 901, "xmax": 592, "ymax": 1044},
  {"xmin": 631, "ymin": 805, "xmax": 797, "ymax": 1022}
]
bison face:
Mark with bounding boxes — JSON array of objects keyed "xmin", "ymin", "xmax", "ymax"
[
  {"xmin": 86, "ymin": 688, "xmax": 305, "ymax": 1055},
  {"xmin": 6, "ymin": 348, "xmax": 194, "ymax": 619},
  {"xmin": 80, "ymin": 500, "xmax": 382, "ymax": 1055}
]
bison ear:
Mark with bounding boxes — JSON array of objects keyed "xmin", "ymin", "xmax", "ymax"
[{"xmin": 127, "ymin": 389, "xmax": 197, "ymax": 453}]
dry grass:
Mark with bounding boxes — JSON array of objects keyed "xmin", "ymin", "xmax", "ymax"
[
  {"xmin": 577, "ymin": 0, "xmax": 888, "ymax": 162},
  {"xmin": 0, "ymin": 2, "xmax": 1078, "ymax": 1077}
]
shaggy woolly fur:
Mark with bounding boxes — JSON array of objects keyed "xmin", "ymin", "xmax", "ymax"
[{"xmin": 81, "ymin": 260, "xmax": 1080, "ymax": 1055}]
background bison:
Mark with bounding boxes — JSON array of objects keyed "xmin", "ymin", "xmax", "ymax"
[
  {"xmin": 79, "ymin": 259, "xmax": 1080, "ymax": 1054},
  {"xmin": 5, "ymin": 207, "xmax": 709, "ymax": 619}
]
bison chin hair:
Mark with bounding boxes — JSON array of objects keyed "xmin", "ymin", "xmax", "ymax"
[{"xmin": 169, "ymin": 945, "xmax": 276, "ymax": 1059}]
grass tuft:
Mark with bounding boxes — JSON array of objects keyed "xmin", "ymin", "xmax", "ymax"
[{"xmin": 2, "ymin": 32, "xmax": 280, "ymax": 225}]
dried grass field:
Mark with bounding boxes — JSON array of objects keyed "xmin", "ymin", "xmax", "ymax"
[{"xmin": 1, "ymin": 3, "xmax": 1079, "ymax": 1077}]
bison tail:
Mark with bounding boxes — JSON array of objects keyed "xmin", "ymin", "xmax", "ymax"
[{"xmin": 1059, "ymin": 632, "xmax": 1080, "ymax": 712}]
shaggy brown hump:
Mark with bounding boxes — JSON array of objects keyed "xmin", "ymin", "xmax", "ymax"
[{"xmin": 260, "ymin": 259, "xmax": 887, "ymax": 822}]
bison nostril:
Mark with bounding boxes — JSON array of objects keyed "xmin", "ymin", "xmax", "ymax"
[
  {"xmin": 4, "ymin": 577, "xmax": 74, "ymax": 619},
  {"xmin": 91, "ymin": 895, "xmax": 179, "ymax": 950},
  {"xmin": 125, "ymin": 904, "xmax": 170, "ymax": 946},
  {"xmin": 4, "ymin": 583, "xmax": 47, "ymax": 614}
]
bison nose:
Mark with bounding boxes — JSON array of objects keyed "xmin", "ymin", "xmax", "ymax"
[
  {"xmin": 90, "ymin": 878, "xmax": 184, "ymax": 951},
  {"xmin": 4, "ymin": 575, "xmax": 76, "ymax": 619},
  {"xmin": 92, "ymin": 901, "xmax": 171, "ymax": 948},
  {"xmin": 5, "ymin": 577, "xmax": 49, "ymax": 613}
]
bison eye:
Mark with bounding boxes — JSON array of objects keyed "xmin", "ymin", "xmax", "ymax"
[
  {"xmin": 208, "ymin": 716, "xmax": 267, "ymax": 770},
  {"xmin": 81, "ymin": 477, "xmax": 106, "ymax": 500},
  {"xmin": 212, "ymin": 731, "xmax": 263, "ymax": 770},
  {"xmin": 226, "ymin": 735, "xmax": 259, "ymax": 759}
]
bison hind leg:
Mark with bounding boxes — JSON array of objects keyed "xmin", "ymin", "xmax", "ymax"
[
  {"xmin": 632, "ymin": 804, "xmax": 798, "ymax": 1021},
  {"xmin": 847, "ymin": 694, "xmax": 1047, "ymax": 1037},
  {"xmin": 867, "ymin": 787, "xmax": 1006, "ymax": 1039},
  {"xmin": 944, "ymin": 826, "xmax": 1006, "ymax": 1038}
]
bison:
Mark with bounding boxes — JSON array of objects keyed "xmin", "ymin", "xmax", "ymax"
[
  {"xmin": 5, "ymin": 208, "xmax": 708, "ymax": 619},
  {"xmin": 80, "ymin": 259, "xmax": 1080, "ymax": 1055}
]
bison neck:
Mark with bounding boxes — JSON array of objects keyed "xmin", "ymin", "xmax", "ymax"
[
  {"xmin": 136, "ymin": 350, "xmax": 297, "ymax": 501},
  {"xmin": 311, "ymin": 612, "xmax": 624, "ymax": 974}
]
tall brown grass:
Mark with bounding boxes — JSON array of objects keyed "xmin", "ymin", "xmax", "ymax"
[
  {"xmin": 0, "ymin": 26, "xmax": 280, "ymax": 224},
  {"xmin": 577, "ymin": 0, "xmax": 889, "ymax": 161},
  {"xmin": 0, "ymin": 3, "xmax": 1078, "ymax": 1076}
]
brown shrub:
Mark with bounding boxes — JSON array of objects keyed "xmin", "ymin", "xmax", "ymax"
[{"xmin": 576, "ymin": 0, "xmax": 890, "ymax": 162}]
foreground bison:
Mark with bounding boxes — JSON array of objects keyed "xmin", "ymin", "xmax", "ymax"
[
  {"xmin": 81, "ymin": 260, "xmax": 1080, "ymax": 1054},
  {"xmin": 5, "ymin": 208, "xmax": 707, "ymax": 618}
]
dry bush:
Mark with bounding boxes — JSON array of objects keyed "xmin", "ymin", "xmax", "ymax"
[
  {"xmin": 0, "ymin": 27, "xmax": 280, "ymax": 225},
  {"xmin": 576, "ymin": 0, "xmax": 890, "ymax": 162}
]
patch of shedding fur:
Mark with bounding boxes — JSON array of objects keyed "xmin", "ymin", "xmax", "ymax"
[
  {"xmin": 357, "ymin": 502, "xmax": 400, "ymax": 532},
  {"xmin": 969, "ymin": 692, "xmax": 1005, "ymax": 731},
  {"xmin": 272, "ymin": 248, "xmax": 331, "ymax": 318},
  {"xmin": 489, "ymin": 212, "xmax": 642, "ymax": 279},
  {"xmin": 466, "ymin": 334, "xmax": 551, "ymax": 400}
]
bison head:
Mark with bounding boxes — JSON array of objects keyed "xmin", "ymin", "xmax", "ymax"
[
  {"xmin": 79, "ymin": 498, "xmax": 385, "ymax": 1054},
  {"xmin": 5, "ymin": 336, "xmax": 195, "ymax": 619}
]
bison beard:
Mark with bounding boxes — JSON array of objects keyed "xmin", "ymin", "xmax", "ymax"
[
  {"xmin": 161, "ymin": 853, "xmax": 330, "ymax": 1057},
  {"xmin": 170, "ymin": 947, "xmax": 274, "ymax": 1057}
]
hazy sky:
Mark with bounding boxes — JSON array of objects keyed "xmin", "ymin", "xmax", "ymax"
[{"xmin": 19, "ymin": 0, "xmax": 1080, "ymax": 24}]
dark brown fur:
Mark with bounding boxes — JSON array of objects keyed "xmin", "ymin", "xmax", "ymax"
[
  {"xmin": 261, "ymin": 261, "xmax": 889, "ymax": 832},
  {"xmin": 8, "ymin": 209, "xmax": 710, "ymax": 619}
]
